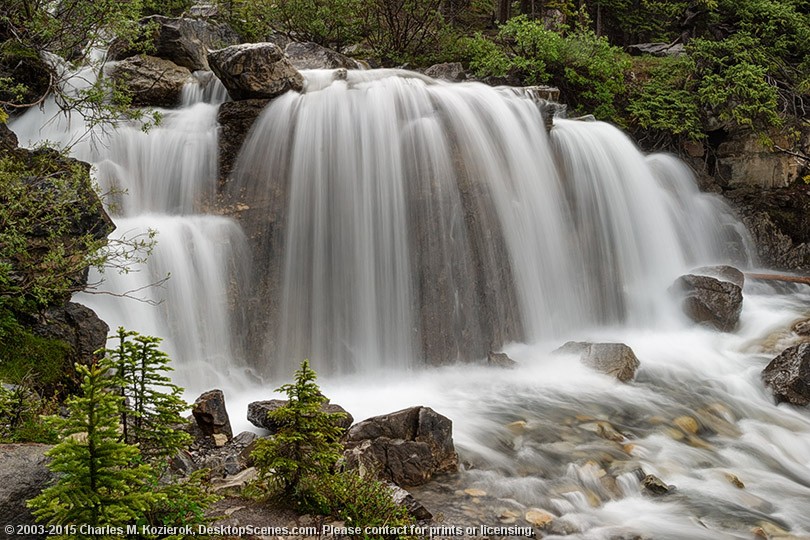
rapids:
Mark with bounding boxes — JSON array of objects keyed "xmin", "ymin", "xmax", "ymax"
[{"xmin": 10, "ymin": 65, "xmax": 810, "ymax": 538}]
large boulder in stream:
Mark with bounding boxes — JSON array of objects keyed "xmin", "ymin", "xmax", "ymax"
[
  {"xmin": 671, "ymin": 267, "xmax": 743, "ymax": 331},
  {"xmin": 762, "ymin": 343, "xmax": 810, "ymax": 406},
  {"xmin": 555, "ymin": 342, "xmax": 640, "ymax": 382},
  {"xmin": 247, "ymin": 399, "xmax": 353, "ymax": 432},
  {"xmin": 424, "ymin": 62, "xmax": 467, "ymax": 81},
  {"xmin": 192, "ymin": 389, "xmax": 233, "ymax": 440},
  {"xmin": 343, "ymin": 406, "xmax": 458, "ymax": 487},
  {"xmin": 209, "ymin": 43, "xmax": 304, "ymax": 100},
  {"xmin": 107, "ymin": 55, "xmax": 192, "ymax": 107}
]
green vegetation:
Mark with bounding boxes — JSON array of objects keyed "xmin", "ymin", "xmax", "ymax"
[
  {"xmin": 251, "ymin": 359, "xmax": 345, "ymax": 506},
  {"xmin": 27, "ymin": 333, "xmax": 219, "ymax": 537},
  {"xmin": 107, "ymin": 327, "xmax": 191, "ymax": 463},
  {"xmin": 251, "ymin": 361, "xmax": 416, "ymax": 537},
  {"xmin": 28, "ymin": 361, "xmax": 157, "ymax": 535}
]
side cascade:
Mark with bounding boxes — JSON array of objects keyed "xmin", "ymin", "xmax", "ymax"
[{"xmin": 229, "ymin": 69, "xmax": 752, "ymax": 377}]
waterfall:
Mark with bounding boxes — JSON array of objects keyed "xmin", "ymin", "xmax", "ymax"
[
  {"xmin": 231, "ymin": 70, "xmax": 750, "ymax": 376},
  {"xmin": 11, "ymin": 69, "xmax": 251, "ymax": 392}
]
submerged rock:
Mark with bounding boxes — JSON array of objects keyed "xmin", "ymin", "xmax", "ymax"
[
  {"xmin": 671, "ymin": 272, "xmax": 743, "ymax": 331},
  {"xmin": 209, "ymin": 43, "xmax": 304, "ymax": 100},
  {"xmin": 246, "ymin": 399, "xmax": 353, "ymax": 432},
  {"xmin": 762, "ymin": 343, "xmax": 810, "ymax": 406},
  {"xmin": 107, "ymin": 55, "xmax": 191, "ymax": 107},
  {"xmin": 192, "ymin": 389, "xmax": 233, "ymax": 439},
  {"xmin": 343, "ymin": 406, "xmax": 458, "ymax": 486},
  {"xmin": 555, "ymin": 341, "xmax": 640, "ymax": 382}
]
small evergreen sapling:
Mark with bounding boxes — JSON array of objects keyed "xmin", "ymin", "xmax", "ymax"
[
  {"xmin": 28, "ymin": 361, "xmax": 156, "ymax": 535},
  {"xmin": 252, "ymin": 360, "xmax": 346, "ymax": 506}
]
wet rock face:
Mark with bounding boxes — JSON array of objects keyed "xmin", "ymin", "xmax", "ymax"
[
  {"xmin": 107, "ymin": 55, "xmax": 191, "ymax": 107},
  {"xmin": 671, "ymin": 273, "xmax": 743, "ymax": 332},
  {"xmin": 423, "ymin": 62, "xmax": 467, "ymax": 82},
  {"xmin": 217, "ymin": 99, "xmax": 269, "ymax": 187},
  {"xmin": 246, "ymin": 399, "xmax": 353, "ymax": 432},
  {"xmin": 762, "ymin": 343, "xmax": 810, "ymax": 406},
  {"xmin": 192, "ymin": 389, "xmax": 233, "ymax": 439},
  {"xmin": 0, "ymin": 444, "xmax": 53, "ymax": 538},
  {"xmin": 30, "ymin": 302, "xmax": 109, "ymax": 366},
  {"xmin": 555, "ymin": 342, "xmax": 640, "ymax": 382},
  {"xmin": 208, "ymin": 43, "xmax": 304, "ymax": 100},
  {"xmin": 343, "ymin": 406, "xmax": 458, "ymax": 487}
]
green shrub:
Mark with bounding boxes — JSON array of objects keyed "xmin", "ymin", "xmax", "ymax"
[
  {"xmin": 0, "ymin": 379, "xmax": 59, "ymax": 443},
  {"xmin": 251, "ymin": 360, "xmax": 345, "ymax": 509}
]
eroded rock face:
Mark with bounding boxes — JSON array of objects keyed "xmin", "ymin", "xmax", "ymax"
[
  {"xmin": 762, "ymin": 344, "xmax": 810, "ymax": 406},
  {"xmin": 107, "ymin": 55, "xmax": 192, "ymax": 107},
  {"xmin": 209, "ymin": 43, "xmax": 304, "ymax": 100},
  {"xmin": 192, "ymin": 389, "xmax": 233, "ymax": 439},
  {"xmin": 0, "ymin": 444, "xmax": 53, "ymax": 538},
  {"xmin": 109, "ymin": 16, "xmax": 240, "ymax": 71},
  {"xmin": 246, "ymin": 399, "xmax": 353, "ymax": 432},
  {"xmin": 343, "ymin": 406, "xmax": 458, "ymax": 487},
  {"xmin": 555, "ymin": 342, "xmax": 640, "ymax": 382},
  {"xmin": 284, "ymin": 41, "xmax": 362, "ymax": 70},
  {"xmin": 672, "ymin": 274, "xmax": 743, "ymax": 332}
]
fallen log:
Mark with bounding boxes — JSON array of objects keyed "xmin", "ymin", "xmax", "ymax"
[{"xmin": 745, "ymin": 273, "xmax": 810, "ymax": 285}]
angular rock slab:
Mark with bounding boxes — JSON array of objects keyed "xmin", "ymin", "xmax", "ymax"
[
  {"xmin": 209, "ymin": 43, "xmax": 304, "ymax": 100},
  {"xmin": 343, "ymin": 406, "xmax": 458, "ymax": 487},
  {"xmin": 107, "ymin": 55, "xmax": 191, "ymax": 107},
  {"xmin": 284, "ymin": 41, "xmax": 362, "ymax": 70},
  {"xmin": 762, "ymin": 343, "xmax": 810, "ymax": 406},
  {"xmin": 0, "ymin": 444, "xmax": 53, "ymax": 537},
  {"xmin": 192, "ymin": 389, "xmax": 233, "ymax": 439},
  {"xmin": 555, "ymin": 341, "xmax": 640, "ymax": 382},
  {"xmin": 672, "ymin": 273, "xmax": 743, "ymax": 331},
  {"xmin": 247, "ymin": 399, "xmax": 353, "ymax": 432}
]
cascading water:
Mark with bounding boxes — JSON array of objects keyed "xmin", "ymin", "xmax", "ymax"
[
  {"xmin": 231, "ymin": 70, "xmax": 750, "ymax": 376},
  {"xmin": 10, "ymin": 64, "xmax": 810, "ymax": 538}
]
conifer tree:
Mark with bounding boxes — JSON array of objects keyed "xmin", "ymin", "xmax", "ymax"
[
  {"xmin": 252, "ymin": 360, "xmax": 346, "ymax": 502},
  {"xmin": 27, "ymin": 361, "xmax": 156, "ymax": 535},
  {"xmin": 107, "ymin": 327, "xmax": 191, "ymax": 462}
]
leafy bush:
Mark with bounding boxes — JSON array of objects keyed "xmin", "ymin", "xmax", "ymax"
[
  {"xmin": 464, "ymin": 16, "xmax": 631, "ymax": 120},
  {"xmin": 0, "ymin": 379, "xmax": 59, "ymax": 443}
]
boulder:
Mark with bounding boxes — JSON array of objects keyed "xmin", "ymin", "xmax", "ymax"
[
  {"xmin": 627, "ymin": 43, "xmax": 685, "ymax": 57},
  {"xmin": 672, "ymin": 274, "xmax": 743, "ymax": 331},
  {"xmin": 107, "ymin": 55, "xmax": 192, "ymax": 107},
  {"xmin": 247, "ymin": 399, "xmax": 353, "ymax": 432},
  {"xmin": 487, "ymin": 351, "xmax": 516, "ymax": 368},
  {"xmin": 387, "ymin": 483, "xmax": 433, "ymax": 521},
  {"xmin": 108, "ymin": 15, "xmax": 240, "ymax": 71},
  {"xmin": 192, "ymin": 389, "xmax": 233, "ymax": 439},
  {"xmin": 424, "ymin": 62, "xmax": 466, "ymax": 82},
  {"xmin": 762, "ymin": 343, "xmax": 810, "ymax": 406},
  {"xmin": 208, "ymin": 43, "xmax": 304, "ymax": 100},
  {"xmin": 0, "ymin": 444, "xmax": 54, "ymax": 537},
  {"xmin": 343, "ymin": 406, "xmax": 458, "ymax": 486},
  {"xmin": 689, "ymin": 265, "xmax": 745, "ymax": 288},
  {"xmin": 284, "ymin": 42, "xmax": 362, "ymax": 70},
  {"xmin": 555, "ymin": 341, "xmax": 640, "ymax": 382},
  {"xmin": 30, "ymin": 302, "xmax": 109, "ymax": 366}
]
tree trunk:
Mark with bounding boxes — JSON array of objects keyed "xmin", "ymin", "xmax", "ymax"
[{"xmin": 497, "ymin": 0, "xmax": 511, "ymax": 23}]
